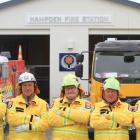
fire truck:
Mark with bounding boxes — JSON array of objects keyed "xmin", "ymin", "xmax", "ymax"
[
  {"xmin": 0, "ymin": 45, "xmax": 25, "ymax": 100},
  {"xmin": 75, "ymin": 40, "xmax": 140, "ymax": 106}
]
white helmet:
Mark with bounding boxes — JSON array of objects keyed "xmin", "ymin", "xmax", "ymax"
[
  {"xmin": 18, "ymin": 72, "xmax": 36, "ymax": 84},
  {"xmin": 0, "ymin": 55, "xmax": 8, "ymax": 64}
]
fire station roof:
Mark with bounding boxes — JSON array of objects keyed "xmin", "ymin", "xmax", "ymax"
[
  {"xmin": 0, "ymin": 0, "xmax": 140, "ymax": 9},
  {"xmin": 112, "ymin": 0, "xmax": 140, "ymax": 8},
  {"xmin": 0, "ymin": 0, "xmax": 31, "ymax": 9}
]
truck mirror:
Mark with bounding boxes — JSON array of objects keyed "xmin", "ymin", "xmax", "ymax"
[
  {"xmin": 76, "ymin": 54, "xmax": 84, "ymax": 63},
  {"xmin": 75, "ymin": 64, "xmax": 83, "ymax": 78},
  {"xmin": 124, "ymin": 56, "xmax": 135, "ymax": 63},
  {"xmin": 2, "ymin": 63, "xmax": 9, "ymax": 80}
]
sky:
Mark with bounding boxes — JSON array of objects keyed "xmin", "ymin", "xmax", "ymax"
[
  {"xmin": 0, "ymin": 0, "xmax": 11, "ymax": 4},
  {"xmin": 0, "ymin": 0, "xmax": 140, "ymax": 4},
  {"xmin": 129, "ymin": 0, "xmax": 140, "ymax": 3}
]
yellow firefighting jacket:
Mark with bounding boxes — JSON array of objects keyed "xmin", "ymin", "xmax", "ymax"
[
  {"xmin": 6, "ymin": 94, "xmax": 49, "ymax": 140},
  {"xmin": 90, "ymin": 100, "xmax": 133, "ymax": 140},
  {"xmin": 48, "ymin": 96, "xmax": 91, "ymax": 140},
  {"xmin": 0, "ymin": 94, "xmax": 6, "ymax": 123},
  {"xmin": 0, "ymin": 94, "xmax": 6, "ymax": 140},
  {"xmin": 133, "ymin": 100, "xmax": 140, "ymax": 140}
]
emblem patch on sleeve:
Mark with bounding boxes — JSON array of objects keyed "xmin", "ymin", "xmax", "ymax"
[
  {"xmin": 7, "ymin": 101, "xmax": 13, "ymax": 109},
  {"xmin": 85, "ymin": 102, "xmax": 91, "ymax": 109}
]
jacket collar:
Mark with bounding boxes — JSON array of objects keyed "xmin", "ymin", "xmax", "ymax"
[
  {"xmin": 60, "ymin": 96, "xmax": 81, "ymax": 105},
  {"xmin": 100, "ymin": 99, "xmax": 122, "ymax": 108},
  {"xmin": 18, "ymin": 94, "xmax": 39, "ymax": 105}
]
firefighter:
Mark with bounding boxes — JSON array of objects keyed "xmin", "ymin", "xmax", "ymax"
[
  {"xmin": 0, "ymin": 94, "xmax": 6, "ymax": 140},
  {"xmin": 133, "ymin": 100, "xmax": 140, "ymax": 140},
  {"xmin": 90, "ymin": 77, "xmax": 133, "ymax": 140},
  {"xmin": 6, "ymin": 72, "xmax": 49, "ymax": 140},
  {"xmin": 48, "ymin": 73, "xmax": 91, "ymax": 140}
]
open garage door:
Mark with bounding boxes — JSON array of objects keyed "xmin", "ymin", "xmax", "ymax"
[{"xmin": 0, "ymin": 35, "xmax": 50, "ymax": 103}]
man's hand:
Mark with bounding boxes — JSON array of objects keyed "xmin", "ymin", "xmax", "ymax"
[
  {"xmin": 33, "ymin": 116, "xmax": 40, "ymax": 121},
  {"xmin": 15, "ymin": 124, "xmax": 28, "ymax": 132}
]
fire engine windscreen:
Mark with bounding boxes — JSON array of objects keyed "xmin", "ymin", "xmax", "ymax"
[{"xmin": 94, "ymin": 52, "xmax": 140, "ymax": 82}]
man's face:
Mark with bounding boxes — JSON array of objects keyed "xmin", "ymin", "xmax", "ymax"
[
  {"xmin": 21, "ymin": 82, "xmax": 35, "ymax": 97},
  {"xmin": 64, "ymin": 86, "xmax": 78, "ymax": 101},
  {"xmin": 103, "ymin": 88, "xmax": 118, "ymax": 104}
]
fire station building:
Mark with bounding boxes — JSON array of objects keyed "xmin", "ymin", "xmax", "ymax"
[{"xmin": 0, "ymin": 0, "xmax": 140, "ymax": 103}]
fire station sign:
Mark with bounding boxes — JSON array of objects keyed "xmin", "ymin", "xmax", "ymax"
[
  {"xmin": 59, "ymin": 53, "xmax": 77, "ymax": 71},
  {"xmin": 26, "ymin": 15, "xmax": 112, "ymax": 25}
]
